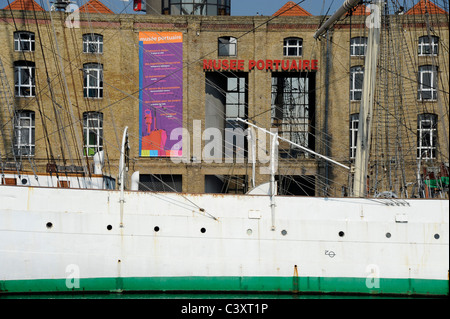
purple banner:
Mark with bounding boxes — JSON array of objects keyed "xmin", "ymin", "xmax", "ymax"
[{"xmin": 139, "ymin": 32, "xmax": 183, "ymax": 157}]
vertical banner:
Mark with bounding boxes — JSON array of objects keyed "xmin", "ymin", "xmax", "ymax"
[{"xmin": 139, "ymin": 32, "xmax": 183, "ymax": 157}]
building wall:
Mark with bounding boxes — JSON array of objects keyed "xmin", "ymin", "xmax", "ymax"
[{"xmin": 0, "ymin": 9, "xmax": 448, "ymax": 197}]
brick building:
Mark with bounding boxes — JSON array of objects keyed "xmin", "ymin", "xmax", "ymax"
[{"xmin": 0, "ymin": 0, "xmax": 448, "ymax": 198}]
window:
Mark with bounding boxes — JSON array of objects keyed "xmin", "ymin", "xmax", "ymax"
[
  {"xmin": 218, "ymin": 37, "xmax": 237, "ymax": 57},
  {"xmin": 83, "ymin": 63, "xmax": 103, "ymax": 98},
  {"xmin": 217, "ymin": 0, "xmax": 231, "ymax": 16},
  {"xmin": 277, "ymin": 175, "xmax": 315, "ymax": 196},
  {"xmin": 272, "ymin": 73, "xmax": 314, "ymax": 157},
  {"xmin": 350, "ymin": 66, "xmax": 364, "ymax": 101},
  {"xmin": 14, "ymin": 61, "xmax": 35, "ymax": 97},
  {"xmin": 205, "ymin": 175, "xmax": 248, "ymax": 194},
  {"xmin": 350, "ymin": 37, "xmax": 367, "ymax": 56},
  {"xmin": 205, "ymin": 72, "xmax": 247, "ymax": 162},
  {"xmin": 83, "ymin": 34, "xmax": 103, "ymax": 54},
  {"xmin": 14, "ymin": 31, "xmax": 35, "ymax": 52},
  {"xmin": 283, "ymin": 37, "xmax": 303, "ymax": 57},
  {"xmin": 138, "ymin": 174, "xmax": 182, "ymax": 192},
  {"xmin": 83, "ymin": 112, "xmax": 103, "ymax": 156},
  {"xmin": 225, "ymin": 75, "xmax": 247, "ymax": 160},
  {"xmin": 417, "ymin": 113, "xmax": 437, "ymax": 160},
  {"xmin": 418, "ymin": 65, "xmax": 437, "ymax": 101},
  {"xmin": 350, "ymin": 113, "xmax": 359, "ymax": 159},
  {"xmin": 225, "ymin": 77, "xmax": 246, "ymax": 119},
  {"xmin": 418, "ymin": 36, "xmax": 439, "ymax": 56},
  {"xmin": 164, "ymin": 0, "xmax": 230, "ymax": 16},
  {"xmin": 13, "ymin": 110, "xmax": 35, "ymax": 156}
]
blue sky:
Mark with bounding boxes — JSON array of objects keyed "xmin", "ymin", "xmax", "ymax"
[{"xmin": 0, "ymin": 0, "xmax": 342, "ymax": 16}]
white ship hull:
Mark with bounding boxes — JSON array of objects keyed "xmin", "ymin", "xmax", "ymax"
[{"xmin": 0, "ymin": 185, "xmax": 448, "ymax": 296}]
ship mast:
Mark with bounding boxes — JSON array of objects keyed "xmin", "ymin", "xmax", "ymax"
[
  {"xmin": 353, "ymin": 0, "xmax": 382, "ymax": 197},
  {"xmin": 314, "ymin": 0, "xmax": 362, "ymax": 40},
  {"xmin": 315, "ymin": 0, "xmax": 382, "ymax": 198}
]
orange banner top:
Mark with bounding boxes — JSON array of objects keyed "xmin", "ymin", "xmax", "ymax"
[{"xmin": 139, "ymin": 32, "xmax": 183, "ymax": 44}]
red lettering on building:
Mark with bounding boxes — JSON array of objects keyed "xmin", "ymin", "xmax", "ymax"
[
  {"xmin": 248, "ymin": 60, "xmax": 256, "ymax": 70},
  {"xmin": 222, "ymin": 60, "xmax": 229, "ymax": 70},
  {"xmin": 256, "ymin": 60, "xmax": 265, "ymax": 70},
  {"xmin": 290, "ymin": 60, "xmax": 298, "ymax": 71},
  {"xmin": 237, "ymin": 60, "xmax": 245, "ymax": 71},
  {"xmin": 213, "ymin": 60, "xmax": 221, "ymax": 71},
  {"xmin": 203, "ymin": 60, "xmax": 214, "ymax": 70},
  {"xmin": 273, "ymin": 60, "xmax": 281, "ymax": 71},
  {"xmin": 303, "ymin": 60, "xmax": 310, "ymax": 70},
  {"xmin": 203, "ymin": 59, "xmax": 319, "ymax": 72}
]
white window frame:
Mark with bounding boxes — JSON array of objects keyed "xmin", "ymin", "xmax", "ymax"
[
  {"xmin": 350, "ymin": 37, "xmax": 367, "ymax": 57},
  {"xmin": 271, "ymin": 75, "xmax": 310, "ymax": 156},
  {"xmin": 83, "ymin": 63, "xmax": 103, "ymax": 98},
  {"xmin": 350, "ymin": 66, "xmax": 364, "ymax": 101},
  {"xmin": 218, "ymin": 36, "xmax": 237, "ymax": 57},
  {"xmin": 225, "ymin": 76, "xmax": 247, "ymax": 160},
  {"xmin": 14, "ymin": 110, "xmax": 35, "ymax": 156},
  {"xmin": 14, "ymin": 62, "xmax": 35, "ymax": 97},
  {"xmin": 14, "ymin": 31, "xmax": 35, "ymax": 52},
  {"xmin": 283, "ymin": 37, "xmax": 303, "ymax": 57},
  {"xmin": 418, "ymin": 36, "xmax": 439, "ymax": 56},
  {"xmin": 417, "ymin": 113, "xmax": 437, "ymax": 160},
  {"xmin": 225, "ymin": 76, "xmax": 246, "ymax": 119},
  {"xmin": 83, "ymin": 112, "xmax": 103, "ymax": 157},
  {"xmin": 83, "ymin": 33, "xmax": 103, "ymax": 54},
  {"xmin": 418, "ymin": 65, "xmax": 437, "ymax": 101},
  {"xmin": 350, "ymin": 113, "xmax": 359, "ymax": 159}
]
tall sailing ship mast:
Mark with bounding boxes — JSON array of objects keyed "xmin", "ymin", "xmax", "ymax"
[
  {"xmin": 316, "ymin": 0, "xmax": 382, "ymax": 198},
  {"xmin": 316, "ymin": 0, "xmax": 449, "ymax": 199}
]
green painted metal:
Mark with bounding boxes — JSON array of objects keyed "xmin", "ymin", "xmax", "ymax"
[{"xmin": 1, "ymin": 276, "xmax": 448, "ymax": 296}]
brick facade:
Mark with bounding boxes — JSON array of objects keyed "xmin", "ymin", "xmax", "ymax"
[{"xmin": 0, "ymin": 7, "xmax": 448, "ymax": 197}]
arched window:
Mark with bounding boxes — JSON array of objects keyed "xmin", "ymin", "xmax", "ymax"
[
  {"xmin": 14, "ymin": 31, "xmax": 35, "ymax": 52},
  {"xmin": 283, "ymin": 37, "xmax": 303, "ymax": 57},
  {"xmin": 417, "ymin": 113, "xmax": 437, "ymax": 159},
  {"xmin": 83, "ymin": 33, "xmax": 103, "ymax": 54},
  {"xmin": 83, "ymin": 63, "xmax": 103, "ymax": 98},
  {"xmin": 218, "ymin": 36, "xmax": 237, "ymax": 56},
  {"xmin": 13, "ymin": 110, "xmax": 35, "ymax": 156},
  {"xmin": 418, "ymin": 36, "xmax": 439, "ymax": 56},
  {"xmin": 14, "ymin": 61, "xmax": 35, "ymax": 97},
  {"xmin": 350, "ymin": 66, "xmax": 364, "ymax": 101},
  {"xmin": 83, "ymin": 112, "xmax": 103, "ymax": 156},
  {"xmin": 350, "ymin": 37, "xmax": 367, "ymax": 56}
]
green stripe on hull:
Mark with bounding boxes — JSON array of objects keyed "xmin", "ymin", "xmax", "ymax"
[{"xmin": 1, "ymin": 277, "xmax": 448, "ymax": 296}]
